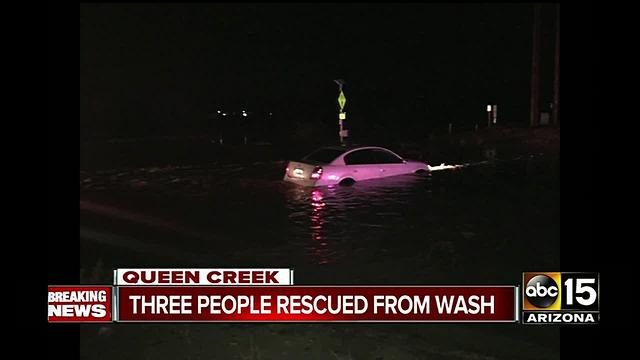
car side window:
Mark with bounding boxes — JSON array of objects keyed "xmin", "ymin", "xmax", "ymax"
[
  {"xmin": 344, "ymin": 150, "xmax": 378, "ymax": 165},
  {"xmin": 373, "ymin": 149, "xmax": 404, "ymax": 164}
]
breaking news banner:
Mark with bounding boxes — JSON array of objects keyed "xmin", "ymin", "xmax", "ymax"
[
  {"xmin": 48, "ymin": 286, "xmax": 112, "ymax": 323},
  {"xmin": 47, "ymin": 268, "xmax": 599, "ymax": 324},
  {"xmin": 522, "ymin": 272, "xmax": 600, "ymax": 324}
]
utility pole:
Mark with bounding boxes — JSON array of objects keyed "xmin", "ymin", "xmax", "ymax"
[
  {"xmin": 530, "ymin": 4, "xmax": 542, "ymax": 128},
  {"xmin": 552, "ymin": 4, "xmax": 560, "ymax": 126}
]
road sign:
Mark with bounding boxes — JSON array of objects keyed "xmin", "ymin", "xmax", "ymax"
[{"xmin": 338, "ymin": 91, "xmax": 346, "ymax": 110}]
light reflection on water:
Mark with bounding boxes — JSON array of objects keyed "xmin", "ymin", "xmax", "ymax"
[
  {"xmin": 283, "ymin": 173, "xmax": 433, "ymax": 266},
  {"xmin": 309, "ymin": 189, "xmax": 333, "ymax": 265}
]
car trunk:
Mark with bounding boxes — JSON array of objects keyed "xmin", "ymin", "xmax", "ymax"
[{"xmin": 285, "ymin": 161, "xmax": 319, "ymax": 180}]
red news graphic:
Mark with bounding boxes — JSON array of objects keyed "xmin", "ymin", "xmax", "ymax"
[
  {"xmin": 48, "ymin": 286, "xmax": 112, "ymax": 323},
  {"xmin": 115, "ymin": 268, "xmax": 294, "ymax": 286},
  {"xmin": 116, "ymin": 286, "xmax": 517, "ymax": 322}
]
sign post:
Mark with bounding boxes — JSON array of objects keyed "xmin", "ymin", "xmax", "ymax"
[
  {"xmin": 492, "ymin": 104, "xmax": 498, "ymax": 125},
  {"xmin": 335, "ymin": 79, "xmax": 347, "ymax": 145}
]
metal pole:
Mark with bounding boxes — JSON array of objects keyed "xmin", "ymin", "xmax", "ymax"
[
  {"xmin": 339, "ymin": 114, "xmax": 344, "ymax": 145},
  {"xmin": 493, "ymin": 105, "xmax": 498, "ymax": 125},
  {"xmin": 530, "ymin": 4, "xmax": 542, "ymax": 128},
  {"xmin": 552, "ymin": 4, "xmax": 560, "ymax": 126}
]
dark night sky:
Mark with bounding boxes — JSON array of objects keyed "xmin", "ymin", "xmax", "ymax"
[{"xmin": 80, "ymin": 4, "xmax": 558, "ymax": 139}]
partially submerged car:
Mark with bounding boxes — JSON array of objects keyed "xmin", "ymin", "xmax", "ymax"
[{"xmin": 284, "ymin": 145, "xmax": 429, "ymax": 187}]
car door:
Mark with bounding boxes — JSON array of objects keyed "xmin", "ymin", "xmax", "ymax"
[
  {"xmin": 371, "ymin": 149, "xmax": 406, "ymax": 177},
  {"xmin": 343, "ymin": 149, "xmax": 384, "ymax": 181}
]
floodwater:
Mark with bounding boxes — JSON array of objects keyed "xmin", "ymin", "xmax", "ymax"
[{"xmin": 79, "ymin": 154, "xmax": 560, "ymax": 359}]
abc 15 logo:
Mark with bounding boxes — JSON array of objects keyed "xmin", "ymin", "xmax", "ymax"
[{"xmin": 522, "ymin": 272, "xmax": 599, "ymax": 311}]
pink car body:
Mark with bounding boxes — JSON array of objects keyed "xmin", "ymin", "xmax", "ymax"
[{"xmin": 284, "ymin": 146, "xmax": 429, "ymax": 187}]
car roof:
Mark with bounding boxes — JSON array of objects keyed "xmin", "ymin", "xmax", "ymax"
[
  {"xmin": 319, "ymin": 144, "xmax": 386, "ymax": 152},
  {"xmin": 319, "ymin": 145, "xmax": 400, "ymax": 156},
  {"xmin": 303, "ymin": 145, "xmax": 403, "ymax": 164}
]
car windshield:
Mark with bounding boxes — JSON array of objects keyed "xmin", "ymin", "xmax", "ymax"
[{"xmin": 302, "ymin": 148, "xmax": 346, "ymax": 164}]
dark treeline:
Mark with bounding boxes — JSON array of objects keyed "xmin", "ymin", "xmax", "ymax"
[{"xmin": 80, "ymin": 4, "xmax": 559, "ymax": 143}]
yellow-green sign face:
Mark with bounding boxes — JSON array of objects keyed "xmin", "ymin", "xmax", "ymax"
[{"xmin": 338, "ymin": 91, "xmax": 346, "ymax": 110}]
